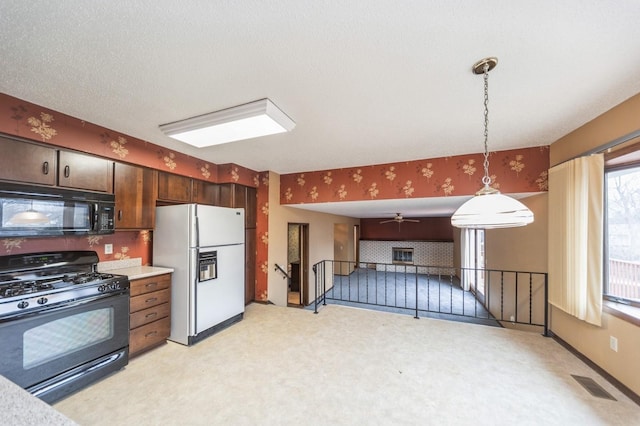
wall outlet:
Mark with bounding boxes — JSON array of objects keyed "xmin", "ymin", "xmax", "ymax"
[
  {"xmin": 104, "ymin": 244, "xmax": 113, "ymax": 255},
  {"xmin": 610, "ymin": 336, "xmax": 618, "ymax": 352}
]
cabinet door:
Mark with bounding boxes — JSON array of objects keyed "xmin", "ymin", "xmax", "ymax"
[
  {"xmin": 218, "ymin": 184, "xmax": 257, "ymax": 228},
  {"xmin": 114, "ymin": 162, "xmax": 157, "ymax": 229},
  {"xmin": 0, "ymin": 136, "xmax": 57, "ymax": 185},
  {"xmin": 218, "ymin": 183, "xmax": 234, "ymax": 207},
  {"xmin": 58, "ymin": 150, "xmax": 114, "ymax": 192},
  {"xmin": 245, "ymin": 186, "xmax": 257, "ymax": 228},
  {"xmin": 157, "ymin": 172, "xmax": 192, "ymax": 203},
  {"xmin": 245, "ymin": 228, "xmax": 256, "ymax": 305},
  {"xmin": 192, "ymin": 180, "xmax": 220, "ymax": 205}
]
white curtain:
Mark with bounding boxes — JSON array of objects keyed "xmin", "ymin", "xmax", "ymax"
[
  {"xmin": 548, "ymin": 154, "xmax": 604, "ymax": 326},
  {"xmin": 460, "ymin": 229, "xmax": 472, "ymax": 291}
]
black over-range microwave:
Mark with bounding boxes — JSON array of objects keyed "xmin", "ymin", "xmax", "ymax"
[{"xmin": 0, "ymin": 183, "xmax": 115, "ymax": 237}]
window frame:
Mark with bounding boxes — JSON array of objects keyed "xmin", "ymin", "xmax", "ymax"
[{"xmin": 603, "ymin": 154, "xmax": 640, "ymax": 308}]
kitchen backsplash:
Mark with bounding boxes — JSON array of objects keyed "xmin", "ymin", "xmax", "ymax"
[
  {"xmin": 0, "ymin": 231, "xmax": 152, "ymax": 265},
  {"xmin": 97, "ymin": 257, "xmax": 142, "ymax": 272}
]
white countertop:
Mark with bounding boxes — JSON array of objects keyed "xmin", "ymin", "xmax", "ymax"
[
  {"xmin": 105, "ymin": 265, "xmax": 174, "ymax": 281},
  {"xmin": 97, "ymin": 258, "xmax": 173, "ymax": 280},
  {"xmin": 0, "ymin": 376, "xmax": 77, "ymax": 426}
]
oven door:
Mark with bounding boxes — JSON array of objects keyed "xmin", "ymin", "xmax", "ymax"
[{"xmin": 0, "ymin": 291, "xmax": 129, "ymax": 402}]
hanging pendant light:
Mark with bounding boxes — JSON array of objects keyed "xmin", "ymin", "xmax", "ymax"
[
  {"xmin": 9, "ymin": 201, "xmax": 50, "ymax": 225},
  {"xmin": 451, "ymin": 57, "xmax": 534, "ymax": 229}
]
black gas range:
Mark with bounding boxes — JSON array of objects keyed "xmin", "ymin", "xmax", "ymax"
[
  {"xmin": 0, "ymin": 250, "xmax": 129, "ymax": 319},
  {"xmin": 0, "ymin": 250, "xmax": 130, "ymax": 403}
]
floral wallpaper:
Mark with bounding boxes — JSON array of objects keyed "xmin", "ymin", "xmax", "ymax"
[
  {"xmin": 280, "ymin": 147, "xmax": 549, "ymax": 205},
  {"xmin": 0, "ymin": 92, "xmax": 550, "ymax": 303},
  {"xmin": 0, "ymin": 93, "xmax": 258, "ymax": 187},
  {"xmin": 0, "ymin": 231, "xmax": 152, "ymax": 264},
  {"xmin": 255, "ymin": 171, "xmax": 270, "ymax": 302},
  {"xmin": 0, "ymin": 93, "xmax": 258, "ymax": 277}
]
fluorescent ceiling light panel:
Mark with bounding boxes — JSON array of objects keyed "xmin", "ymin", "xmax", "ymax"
[{"xmin": 159, "ymin": 98, "xmax": 295, "ymax": 147}]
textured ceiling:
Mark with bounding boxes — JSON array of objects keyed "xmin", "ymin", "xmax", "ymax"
[{"xmin": 1, "ymin": 1, "xmax": 640, "ymax": 218}]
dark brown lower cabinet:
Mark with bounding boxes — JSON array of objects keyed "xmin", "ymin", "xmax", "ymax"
[{"xmin": 129, "ymin": 274, "xmax": 172, "ymax": 357}]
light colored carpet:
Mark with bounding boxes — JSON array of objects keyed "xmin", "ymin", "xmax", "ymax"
[{"xmin": 54, "ymin": 303, "xmax": 639, "ymax": 425}]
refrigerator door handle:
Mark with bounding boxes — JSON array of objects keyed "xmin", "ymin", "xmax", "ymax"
[
  {"xmin": 193, "ymin": 248, "xmax": 199, "ymax": 334},
  {"xmin": 195, "ymin": 214, "xmax": 200, "ymax": 248}
]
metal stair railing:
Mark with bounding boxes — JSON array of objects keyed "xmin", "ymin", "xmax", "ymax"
[{"xmin": 313, "ymin": 260, "xmax": 549, "ymax": 336}]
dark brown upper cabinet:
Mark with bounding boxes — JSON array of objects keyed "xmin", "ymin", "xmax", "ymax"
[
  {"xmin": 0, "ymin": 135, "xmax": 58, "ymax": 186},
  {"xmin": 114, "ymin": 162, "xmax": 157, "ymax": 230},
  {"xmin": 0, "ymin": 135, "xmax": 113, "ymax": 193},
  {"xmin": 192, "ymin": 180, "xmax": 220, "ymax": 206},
  {"xmin": 58, "ymin": 150, "xmax": 114, "ymax": 193},
  {"xmin": 157, "ymin": 171, "xmax": 192, "ymax": 203},
  {"xmin": 219, "ymin": 183, "xmax": 257, "ymax": 228}
]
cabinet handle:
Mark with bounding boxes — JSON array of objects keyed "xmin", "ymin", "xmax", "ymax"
[
  {"xmin": 64, "ymin": 165, "xmax": 70, "ymax": 178},
  {"xmin": 144, "ymin": 331, "xmax": 158, "ymax": 338},
  {"xmin": 145, "ymin": 282, "xmax": 157, "ymax": 289},
  {"xmin": 145, "ymin": 297, "xmax": 158, "ymax": 303},
  {"xmin": 42, "ymin": 161, "xmax": 49, "ymax": 175},
  {"xmin": 118, "ymin": 210, "xmax": 122, "ymax": 221},
  {"xmin": 145, "ymin": 312, "xmax": 158, "ymax": 319}
]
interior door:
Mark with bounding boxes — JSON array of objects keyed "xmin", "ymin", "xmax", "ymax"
[{"xmin": 287, "ymin": 223, "xmax": 309, "ymax": 306}]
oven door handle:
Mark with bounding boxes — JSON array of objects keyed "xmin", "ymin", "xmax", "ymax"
[
  {"xmin": 28, "ymin": 349, "xmax": 127, "ymax": 399},
  {"xmin": 0, "ymin": 291, "xmax": 128, "ymax": 323}
]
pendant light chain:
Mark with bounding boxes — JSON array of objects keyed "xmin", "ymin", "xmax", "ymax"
[
  {"xmin": 451, "ymin": 56, "xmax": 534, "ymax": 229},
  {"xmin": 481, "ymin": 62, "xmax": 491, "ymax": 187}
]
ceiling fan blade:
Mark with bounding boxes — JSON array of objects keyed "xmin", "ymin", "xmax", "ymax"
[
  {"xmin": 404, "ymin": 219, "xmax": 420, "ymax": 223},
  {"xmin": 379, "ymin": 219, "xmax": 396, "ymax": 224}
]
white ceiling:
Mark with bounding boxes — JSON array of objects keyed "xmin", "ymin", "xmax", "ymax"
[{"xmin": 2, "ymin": 1, "xmax": 640, "ymax": 219}]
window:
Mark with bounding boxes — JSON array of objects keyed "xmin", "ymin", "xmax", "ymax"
[
  {"xmin": 605, "ymin": 164, "xmax": 640, "ymax": 304},
  {"xmin": 461, "ymin": 229, "xmax": 485, "ymax": 295}
]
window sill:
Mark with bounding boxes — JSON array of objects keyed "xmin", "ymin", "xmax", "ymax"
[{"xmin": 603, "ymin": 300, "xmax": 640, "ymax": 327}]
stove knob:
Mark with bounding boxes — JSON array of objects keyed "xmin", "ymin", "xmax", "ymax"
[
  {"xmin": 37, "ymin": 297, "xmax": 48, "ymax": 305},
  {"xmin": 17, "ymin": 301, "xmax": 29, "ymax": 309},
  {"xmin": 98, "ymin": 285, "xmax": 106, "ymax": 293}
]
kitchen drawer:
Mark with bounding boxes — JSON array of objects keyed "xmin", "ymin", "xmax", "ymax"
[
  {"xmin": 130, "ymin": 288, "xmax": 170, "ymax": 313},
  {"xmin": 129, "ymin": 316, "xmax": 170, "ymax": 356},
  {"xmin": 130, "ymin": 302, "xmax": 170, "ymax": 329},
  {"xmin": 130, "ymin": 274, "xmax": 171, "ymax": 297}
]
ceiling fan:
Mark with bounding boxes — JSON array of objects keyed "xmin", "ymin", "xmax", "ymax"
[{"xmin": 379, "ymin": 213, "xmax": 420, "ymax": 224}]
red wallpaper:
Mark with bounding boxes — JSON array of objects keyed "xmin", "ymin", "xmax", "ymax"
[
  {"xmin": 255, "ymin": 172, "xmax": 270, "ymax": 302},
  {"xmin": 280, "ymin": 147, "xmax": 549, "ymax": 204},
  {"xmin": 0, "ymin": 93, "xmax": 255, "ymax": 278},
  {"xmin": 0, "ymin": 92, "xmax": 550, "ymax": 303},
  {"xmin": 0, "ymin": 93, "xmax": 258, "ymax": 187},
  {"xmin": 0, "ymin": 231, "xmax": 152, "ymax": 264}
]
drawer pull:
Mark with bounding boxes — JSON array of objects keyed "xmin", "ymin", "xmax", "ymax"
[
  {"xmin": 145, "ymin": 331, "xmax": 158, "ymax": 338},
  {"xmin": 145, "ymin": 297, "xmax": 158, "ymax": 303},
  {"xmin": 145, "ymin": 312, "xmax": 158, "ymax": 319},
  {"xmin": 64, "ymin": 165, "xmax": 70, "ymax": 178},
  {"xmin": 42, "ymin": 161, "xmax": 49, "ymax": 175},
  {"xmin": 145, "ymin": 282, "xmax": 158, "ymax": 288}
]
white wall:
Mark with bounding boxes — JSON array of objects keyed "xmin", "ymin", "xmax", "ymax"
[
  {"xmin": 267, "ymin": 172, "xmax": 360, "ymax": 306},
  {"xmin": 360, "ymin": 240, "xmax": 453, "ymax": 266}
]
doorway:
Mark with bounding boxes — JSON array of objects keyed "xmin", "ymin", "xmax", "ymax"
[{"xmin": 287, "ymin": 223, "xmax": 309, "ymax": 306}]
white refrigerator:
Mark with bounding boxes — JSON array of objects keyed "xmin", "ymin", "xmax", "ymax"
[{"xmin": 153, "ymin": 204, "xmax": 245, "ymax": 345}]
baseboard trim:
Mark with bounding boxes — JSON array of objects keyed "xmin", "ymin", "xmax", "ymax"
[{"xmin": 551, "ymin": 332, "xmax": 640, "ymax": 407}]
